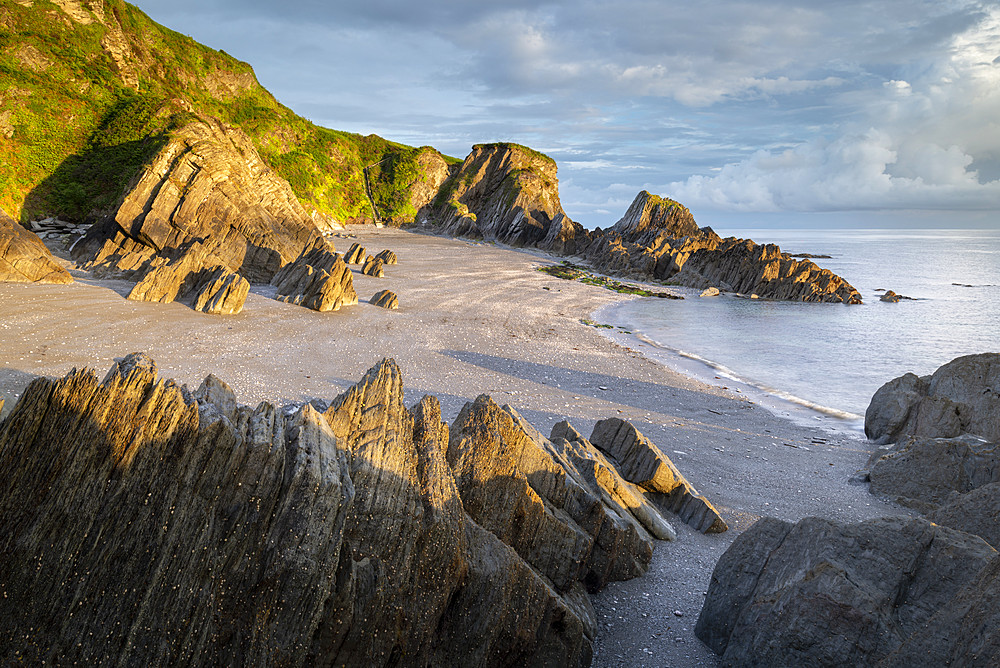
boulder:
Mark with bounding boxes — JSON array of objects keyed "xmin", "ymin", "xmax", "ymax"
[
  {"xmin": 343, "ymin": 243, "xmax": 366, "ymax": 265},
  {"xmin": 73, "ymin": 117, "xmax": 322, "ymax": 283},
  {"xmin": 0, "ymin": 207, "xmax": 73, "ymax": 284},
  {"xmin": 370, "ymin": 289, "xmax": 398, "ymax": 310},
  {"xmin": 191, "ymin": 267, "xmax": 249, "ymax": 315},
  {"xmin": 700, "ymin": 287, "xmax": 720, "ymax": 297},
  {"xmin": 865, "ymin": 353, "xmax": 1000, "ymax": 444},
  {"xmin": 374, "ymin": 249, "xmax": 397, "ymax": 265},
  {"xmin": 361, "ymin": 256, "xmax": 384, "ymax": 277},
  {"xmin": 926, "ymin": 482, "xmax": 1000, "ymax": 550},
  {"xmin": 695, "ymin": 516, "xmax": 996, "ymax": 667},
  {"xmin": 589, "ymin": 418, "xmax": 727, "ymax": 533},
  {"xmin": 270, "ymin": 238, "xmax": 358, "ymax": 312}
]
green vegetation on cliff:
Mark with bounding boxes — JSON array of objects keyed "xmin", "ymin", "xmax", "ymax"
[{"xmin": 0, "ymin": 0, "xmax": 453, "ymax": 223}]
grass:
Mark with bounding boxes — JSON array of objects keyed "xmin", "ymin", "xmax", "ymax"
[
  {"xmin": 0, "ymin": 0, "xmax": 459, "ymax": 225},
  {"xmin": 538, "ymin": 261, "xmax": 685, "ymax": 299}
]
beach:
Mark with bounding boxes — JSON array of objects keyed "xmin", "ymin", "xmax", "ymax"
[{"xmin": 0, "ymin": 227, "xmax": 910, "ymax": 667}]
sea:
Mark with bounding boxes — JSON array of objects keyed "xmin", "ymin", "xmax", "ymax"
[{"xmin": 596, "ymin": 228, "xmax": 1000, "ymax": 435}]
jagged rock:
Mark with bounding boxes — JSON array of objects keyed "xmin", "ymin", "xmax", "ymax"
[
  {"xmin": 867, "ymin": 433, "xmax": 1000, "ymax": 511},
  {"xmin": 695, "ymin": 516, "xmax": 997, "ymax": 667},
  {"xmin": 0, "ymin": 353, "xmax": 354, "ymax": 666},
  {"xmin": 125, "ymin": 243, "xmax": 249, "ymax": 315},
  {"xmin": 361, "ymin": 256, "xmax": 384, "ymax": 277},
  {"xmin": 192, "ymin": 266, "xmax": 249, "ymax": 315},
  {"xmin": 672, "ymin": 237, "xmax": 862, "ymax": 303},
  {"xmin": 589, "ymin": 418, "xmax": 727, "ymax": 533},
  {"xmin": 374, "ymin": 249, "xmax": 397, "ymax": 265},
  {"xmin": 865, "ymin": 353, "xmax": 1000, "ymax": 444},
  {"xmin": 427, "ymin": 143, "xmax": 590, "ymax": 254},
  {"xmin": 343, "ymin": 243, "xmax": 367, "ymax": 265},
  {"xmin": 370, "ymin": 289, "xmax": 398, "ymax": 310},
  {"xmin": 0, "ymin": 356, "xmax": 658, "ymax": 666},
  {"xmin": 0, "ymin": 207, "xmax": 73, "ymax": 284},
  {"xmin": 700, "ymin": 286, "xmax": 720, "ymax": 297},
  {"xmin": 611, "ymin": 190, "xmax": 700, "ymax": 239},
  {"xmin": 270, "ymin": 238, "xmax": 358, "ymax": 312},
  {"xmin": 73, "ymin": 117, "xmax": 322, "ymax": 283},
  {"xmin": 881, "ymin": 290, "xmax": 901, "ymax": 302}
]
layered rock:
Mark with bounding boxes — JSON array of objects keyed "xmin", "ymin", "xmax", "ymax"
[
  {"xmin": 696, "ymin": 515, "xmax": 997, "ymax": 667},
  {"xmin": 588, "ymin": 418, "xmax": 727, "ymax": 533},
  {"xmin": 270, "ymin": 239, "xmax": 358, "ymax": 312},
  {"xmin": 73, "ymin": 117, "xmax": 322, "ymax": 283},
  {"xmin": 125, "ymin": 242, "xmax": 249, "ymax": 314},
  {"xmin": 361, "ymin": 256, "xmax": 384, "ymax": 277},
  {"xmin": 865, "ymin": 353, "xmax": 1000, "ymax": 444},
  {"xmin": 370, "ymin": 289, "xmax": 398, "ymax": 310},
  {"xmin": 425, "ymin": 143, "xmax": 590, "ymax": 254},
  {"xmin": 374, "ymin": 249, "xmax": 397, "ymax": 265},
  {"xmin": 0, "ymin": 207, "xmax": 73, "ymax": 284},
  {"xmin": 0, "ymin": 356, "xmax": 681, "ymax": 666},
  {"xmin": 343, "ymin": 243, "xmax": 366, "ymax": 265}
]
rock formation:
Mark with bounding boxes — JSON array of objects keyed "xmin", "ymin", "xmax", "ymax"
[
  {"xmin": 425, "ymin": 143, "xmax": 590, "ymax": 254},
  {"xmin": 0, "ymin": 208, "xmax": 73, "ymax": 284},
  {"xmin": 865, "ymin": 353, "xmax": 1000, "ymax": 445},
  {"xmin": 879, "ymin": 290, "xmax": 912, "ymax": 303},
  {"xmin": 695, "ymin": 515, "xmax": 997, "ymax": 667},
  {"xmin": 343, "ymin": 243, "xmax": 367, "ymax": 265},
  {"xmin": 370, "ymin": 289, "xmax": 399, "ymax": 310},
  {"xmin": 125, "ymin": 242, "xmax": 249, "ymax": 314},
  {"xmin": 588, "ymin": 418, "xmax": 727, "ymax": 533},
  {"xmin": 270, "ymin": 238, "xmax": 358, "ymax": 312},
  {"xmin": 361, "ymin": 256, "xmax": 384, "ymax": 277},
  {"xmin": 73, "ymin": 117, "xmax": 322, "ymax": 284},
  {"xmin": 374, "ymin": 249, "xmax": 397, "ymax": 265},
  {"xmin": 0, "ymin": 355, "xmax": 715, "ymax": 665}
]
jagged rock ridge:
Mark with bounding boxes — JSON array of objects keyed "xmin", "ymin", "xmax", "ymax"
[{"xmin": 0, "ymin": 355, "xmax": 724, "ymax": 666}]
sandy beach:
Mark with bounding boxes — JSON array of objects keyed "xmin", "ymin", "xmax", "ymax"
[{"xmin": 0, "ymin": 227, "xmax": 909, "ymax": 667}]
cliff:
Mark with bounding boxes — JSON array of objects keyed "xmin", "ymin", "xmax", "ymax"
[
  {"xmin": 0, "ymin": 355, "xmax": 726, "ymax": 665},
  {"xmin": 1, "ymin": 0, "xmax": 455, "ymax": 225},
  {"xmin": 425, "ymin": 143, "xmax": 590, "ymax": 254}
]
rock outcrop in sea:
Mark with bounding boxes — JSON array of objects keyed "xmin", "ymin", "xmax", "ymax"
[
  {"xmin": 421, "ymin": 161, "xmax": 862, "ymax": 304},
  {"xmin": 0, "ymin": 355, "xmax": 724, "ymax": 666},
  {"xmin": 0, "ymin": 208, "xmax": 73, "ymax": 284}
]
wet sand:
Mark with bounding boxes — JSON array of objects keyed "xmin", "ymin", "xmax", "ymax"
[{"xmin": 0, "ymin": 227, "xmax": 909, "ymax": 667}]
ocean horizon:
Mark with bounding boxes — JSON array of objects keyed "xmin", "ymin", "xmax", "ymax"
[{"xmin": 599, "ymin": 227, "xmax": 1000, "ymax": 433}]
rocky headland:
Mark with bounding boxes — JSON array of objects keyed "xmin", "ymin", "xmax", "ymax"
[{"xmin": 0, "ymin": 353, "xmax": 726, "ymax": 666}]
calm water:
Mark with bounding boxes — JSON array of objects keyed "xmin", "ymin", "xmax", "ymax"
[{"xmin": 603, "ymin": 228, "xmax": 1000, "ymax": 424}]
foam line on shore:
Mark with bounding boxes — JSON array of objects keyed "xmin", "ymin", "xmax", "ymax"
[{"xmin": 591, "ymin": 301, "xmax": 865, "ymax": 436}]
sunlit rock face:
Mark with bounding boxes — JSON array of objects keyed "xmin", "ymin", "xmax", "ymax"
[
  {"xmin": 0, "ymin": 355, "xmax": 721, "ymax": 665},
  {"xmin": 0, "ymin": 207, "xmax": 73, "ymax": 284}
]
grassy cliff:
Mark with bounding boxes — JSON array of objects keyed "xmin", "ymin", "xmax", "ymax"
[{"xmin": 0, "ymin": 0, "xmax": 455, "ymax": 224}]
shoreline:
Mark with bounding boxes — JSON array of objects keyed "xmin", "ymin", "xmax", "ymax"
[
  {"xmin": 591, "ymin": 300, "xmax": 867, "ymax": 438},
  {"xmin": 0, "ymin": 227, "xmax": 910, "ymax": 667}
]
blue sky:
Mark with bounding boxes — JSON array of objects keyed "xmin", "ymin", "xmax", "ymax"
[{"xmin": 131, "ymin": 0, "xmax": 1000, "ymax": 230}]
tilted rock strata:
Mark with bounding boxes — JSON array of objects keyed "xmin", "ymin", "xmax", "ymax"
[
  {"xmin": 342, "ymin": 243, "xmax": 367, "ymax": 265},
  {"xmin": 125, "ymin": 242, "xmax": 249, "ymax": 314},
  {"xmin": 696, "ymin": 515, "xmax": 997, "ymax": 667},
  {"xmin": 426, "ymin": 143, "xmax": 590, "ymax": 254},
  {"xmin": 74, "ymin": 117, "xmax": 322, "ymax": 283},
  {"xmin": 270, "ymin": 239, "xmax": 358, "ymax": 312},
  {"xmin": 370, "ymin": 289, "xmax": 399, "ymax": 310},
  {"xmin": 0, "ymin": 208, "xmax": 73, "ymax": 284},
  {"xmin": 865, "ymin": 353, "xmax": 1000, "ymax": 444},
  {"xmin": 374, "ymin": 249, "xmax": 397, "ymax": 265},
  {"xmin": 361, "ymin": 256, "xmax": 384, "ymax": 277},
  {"xmin": 589, "ymin": 418, "xmax": 727, "ymax": 533},
  {"xmin": 0, "ymin": 355, "xmax": 680, "ymax": 666}
]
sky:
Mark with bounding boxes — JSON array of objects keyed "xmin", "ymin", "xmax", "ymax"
[{"xmin": 129, "ymin": 0, "xmax": 1000, "ymax": 230}]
